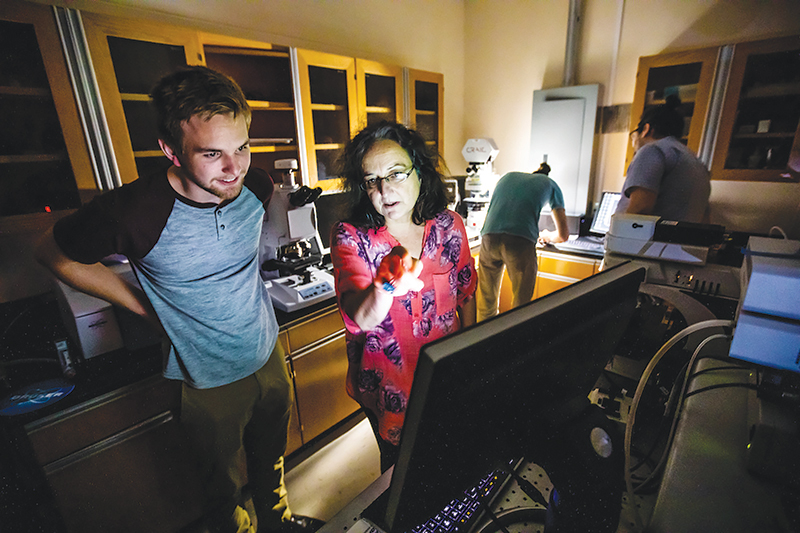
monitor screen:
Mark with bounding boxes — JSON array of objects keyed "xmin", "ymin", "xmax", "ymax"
[
  {"xmin": 589, "ymin": 191, "xmax": 621, "ymax": 236},
  {"xmin": 314, "ymin": 191, "xmax": 349, "ymax": 253},
  {"xmin": 379, "ymin": 262, "xmax": 645, "ymax": 532}
]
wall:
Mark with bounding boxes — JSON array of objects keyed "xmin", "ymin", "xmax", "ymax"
[{"xmin": 464, "ymin": 0, "xmax": 800, "ymax": 238}]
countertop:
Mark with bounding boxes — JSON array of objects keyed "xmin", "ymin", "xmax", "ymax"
[{"xmin": 0, "ymin": 290, "xmax": 338, "ymax": 429}]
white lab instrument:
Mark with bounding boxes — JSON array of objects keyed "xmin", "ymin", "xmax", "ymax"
[
  {"xmin": 461, "ymin": 138, "xmax": 499, "ymax": 235},
  {"xmin": 260, "ymin": 159, "xmax": 334, "ymax": 313}
]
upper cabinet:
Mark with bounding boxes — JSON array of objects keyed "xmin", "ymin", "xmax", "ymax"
[
  {"xmin": 2, "ymin": 3, "xmax": 444, "ymax": 214},
  {"xmin": 200, "ymin": 34, "xmax": 300, "ymax": 178},
  {"xmin": 407, "ymin": 68, "xmax": 444, "ymax": 157},
  {"xmin": 293, "ymin": 49, "xmax": 408, "ymax": 190},
  {"xmin": 626, "ymin": 47, "xmax": 718, "ymax": 173},
  {"xmin": 356, "ymin": 60, "xmax": 404, "ymax": 128},
  {"xmin": 630, "ymin": 35, "xmax": 800, "ymax": 183},
  {"xmin": 710, "ymin": 35, "xmax": 800, "ymax": 182},
  {"xmin": 82, "ymin": 14, "xmax": 303, "ymax": 186},
  {"xmin": 81, "ymin": 13, "xmax": 202, "ymax": 185},
  {"xmin": 293, "ymin": 49, "xmax": 358, "ymax": 191},
  {"xmin": 0, "ymin": 0, "xmax": 95, "ymax": 218}
]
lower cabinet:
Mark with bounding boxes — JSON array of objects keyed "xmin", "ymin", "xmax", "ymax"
[
  {"xmin": 475, "ymin": 248, "xmax": 602, "ymax": 318},
  {"xmin": 24, "ymin": 376, "xmax": 205, "ymax": 533},
  {"xmin": 535, "ymin": 250, "xmax": 600, "ymax": 299},
  {"xmin": 282, "ymin": 306, "xmax": 359, "ymax": 449},
  {"xmin": 17, "ymin": 303, "xmax": 355, "ymax": 532}
]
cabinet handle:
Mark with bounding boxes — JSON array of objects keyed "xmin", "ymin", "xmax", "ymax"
[{"xmin": 43, "ymin": 410, "xmax": 174, "ymax": 475}]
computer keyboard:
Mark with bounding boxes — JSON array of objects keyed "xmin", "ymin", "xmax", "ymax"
[
  {"xmin": 360, "ymin": 469, "xmax": 507, "ymax": 533},
  {"xmin": 553, "ymin": 235, "xmax": 604, "ymax": 255},
  {"xmin": 411, "ymin": 470, "xmax": 502, "ymax": 533}
]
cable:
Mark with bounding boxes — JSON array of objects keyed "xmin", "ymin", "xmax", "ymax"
[
  {"xmin": 631, "ymin": 334, "xmax": 731, "ymax": 493},
  {"xmin": 684, "ymin": 382, "xmax": 758, "ymax": 399},
  {"xmin": 768, "ymin": 226, "xmax": 788, "ymax": 239},
  {"xmin": 623, "ymin": 319, "xmax": 733, "ymax": 532},
  {"xmin": 477, "ymin": 498, "xmax": 512, "ymax": 533}
]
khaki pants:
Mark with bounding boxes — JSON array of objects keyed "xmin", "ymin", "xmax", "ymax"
[
  {"xmin": 477, "ymin": 233, "xmax": 538, "ymax": 321},
  {"xmin": 180, "ymin": 341, "xmax": 293, "ymax": 532}
]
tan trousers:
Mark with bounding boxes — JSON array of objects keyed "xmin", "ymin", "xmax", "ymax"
[
  {"xmin": 477, "ymin": 233, "xmax": 538, "ymax": 321},
  {"xmin": 180, "ymin": 341, "xmax": 293, "ymax": 532}
]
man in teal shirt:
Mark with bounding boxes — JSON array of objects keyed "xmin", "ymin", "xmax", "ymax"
[{"xmin": 477, "ymin": 167, "xmax": 569, "ymax": 321}]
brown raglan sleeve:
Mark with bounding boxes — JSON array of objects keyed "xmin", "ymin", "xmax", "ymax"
[{"xmin": 53, "ymin": 173, "xmax": 175, "ymax": 264}]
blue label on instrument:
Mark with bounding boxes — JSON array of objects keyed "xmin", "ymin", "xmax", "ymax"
[{"xmin": 0, "ymin": 378, "xmax": 75, "ymax": 416}]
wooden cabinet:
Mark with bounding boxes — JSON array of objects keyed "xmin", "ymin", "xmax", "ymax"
[
  {"xmin": 81, "ymin": 13, "xmax": 202, "ymax": 185},
  {"xmin": 82, "ymin": 14, "xmax": 301, "ymax": 185},
  {"xmin": 627, "ymin": 47, "xmax": 718, "ymax": 173},
  {"xmin": 279, "ymin": 330, "xmax": 304, "ymax": 456},
  {"xmin": 24, "ymin": 375, "xmax": 204, "ymax": 533},
  {"xmin": 535, "ymin": 250, "xmax": 600, "ymax": 299},
  {"xmin": 293, "ymin": 49, "xmax": 358, "ymax": 191},
  {"xmin": 282, "ymin": 306, "xmax": 359, "ymax": 446},
  {"xmin": 631, "ymin": 35, "xmax": 800, "ymax": 183},
  {"xmin": 0, "ymin": 0, "xmax": 95, "ymax": 217},
  {"xmin": 710, "ymin": 35, "xmax": 800, "ymax": 182},
  {"xmin": 407, "ymin": 68, "xmax": 444, "ymax": 157},
  {"xmin": 357, "ymin": 60, "xmax": 404, "ymax": 128},
  {"xmin": 201, "ymin": 34, "xmax": 301, "ymax": 178},
  {"xmin": 293, "ymin": 49, "xmax": 407, "ymax": 190},
  {"xmin": 475, "ymin": 248, "xmax": 600, "ymax": 316}
]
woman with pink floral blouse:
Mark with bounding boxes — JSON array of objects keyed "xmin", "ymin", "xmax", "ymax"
[{"xmin": 331, "ymin": 121, "xmax": 477, "ymax": 472}]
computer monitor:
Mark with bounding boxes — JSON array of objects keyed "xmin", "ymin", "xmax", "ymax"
[
  {"xmin": 378, "ymin": 262, "xmax": 645, "ymax": 532},
  {"xmin": 314, "ymin": 191, "xmax": 349, "ymax": 255},
  {"xmin": 589, "ymin": 191, "xmax": 621, "ymax": 236}
]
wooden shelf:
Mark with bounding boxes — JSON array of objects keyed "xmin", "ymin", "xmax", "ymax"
[
  {"xmin": 742, "ymin": 81, "xmax": 800, "ymax": 99},
  {"xmin": 310, "ymin": 103, "xmax": 347, "ymax": 112},
  {"xmin": 733, "ymin": 132, "xmax": 795, "ymax": 139},
  {"xmin": 315, "ymin": 143, "xmax": 345, "ymax": 151},
  {"xmin": 0, "ymin": 86, "xmax": 50, "ymax": 97},
  {"xmin": 251, "ymin": 137, "xmax": 294, "ymax": 146},
  {"xmin": 250, "ymin": 100, "xmax": 294, "ymax": 110},
  {"xmin": 251, "ymin": 145, "xmax": 296, "ymax": 154},
  {"xmin": 120, "ymin": 93, "xmax": 151, "ymax": 102},
  {"xmin": 0, "ymin": 153, "xmax": 68, "ymax": 164}
]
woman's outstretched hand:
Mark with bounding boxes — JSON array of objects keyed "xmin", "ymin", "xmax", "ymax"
[{"xmin": 374, "ymin": 246, "xmax": 424, "ymax": 296}]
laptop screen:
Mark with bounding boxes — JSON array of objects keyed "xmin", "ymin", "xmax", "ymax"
[{"xmin": 589, "ymin": 191, "xmax": 621, "ymax": 236}]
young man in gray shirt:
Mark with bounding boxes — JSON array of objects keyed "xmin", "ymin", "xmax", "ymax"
[{"xmin": 36, "ymin": 66, "xmax": 319, "ymax": 533}]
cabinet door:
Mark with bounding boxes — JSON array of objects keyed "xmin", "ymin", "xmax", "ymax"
[
  {"xmin": 201, "ymin": 35, "xmax": 301, "ymax": 178},
  {"xmin": 26, "ymin": 376, "xmax": 204, "ymax": 533},
  {"xmin": 292, "ymin": 330, "xmax": 359, "ymax": 443},
  {"xmin": 293, "ymin": 49, "xmax": 358, "ymax": 191},
  {"xmin": 710, "ymin": 35, "xmax": 800, "ymax": 182},
  {"xmin": 536, "ymin": 251, "xmax": 599, "ymax": 299},
  {"xmin": 356, "ymin": 59, "xmax": 404, "ymax": 129},
  {"xmin": 0, "ymin": 0, "xmax": 95, "ymax": 217},
  {"xmin": 82, "ymin": 13, "xmax": 202, "ymax": 184},
  {"xmin": 626, "ymin": 48, "xmax": 718, "ymax": 173},
  {"xmin": 407, "ymin": 68, "xmax": 444, "ymax": 156}
]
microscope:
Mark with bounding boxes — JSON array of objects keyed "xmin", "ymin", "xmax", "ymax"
[
  {"xmin": 260, "ymin": 159, "xmax": 335, "ymax": 313},
  {"xmin": 461, "ymin": 138, "xmax": 499, "ymax": 235}
]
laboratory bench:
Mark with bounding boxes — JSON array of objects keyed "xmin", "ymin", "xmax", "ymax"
[{"xmin": 0, "ymin": 289, "xmax": 354, "ymax": 533}]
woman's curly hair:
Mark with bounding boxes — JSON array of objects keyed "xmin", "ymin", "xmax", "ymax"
[{"xmin": 337, "ymin": 121, "xmax": 448, "ymax": 230}]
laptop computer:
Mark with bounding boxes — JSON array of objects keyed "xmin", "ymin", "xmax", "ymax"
[{"xmin": 553, "ymin": 191, "xmax": 621, "ymax": 256}]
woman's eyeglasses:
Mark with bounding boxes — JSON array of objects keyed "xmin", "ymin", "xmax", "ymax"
[{"xmin": 360, "ymin": 168, "xmax": 415, "ymax": 191}]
